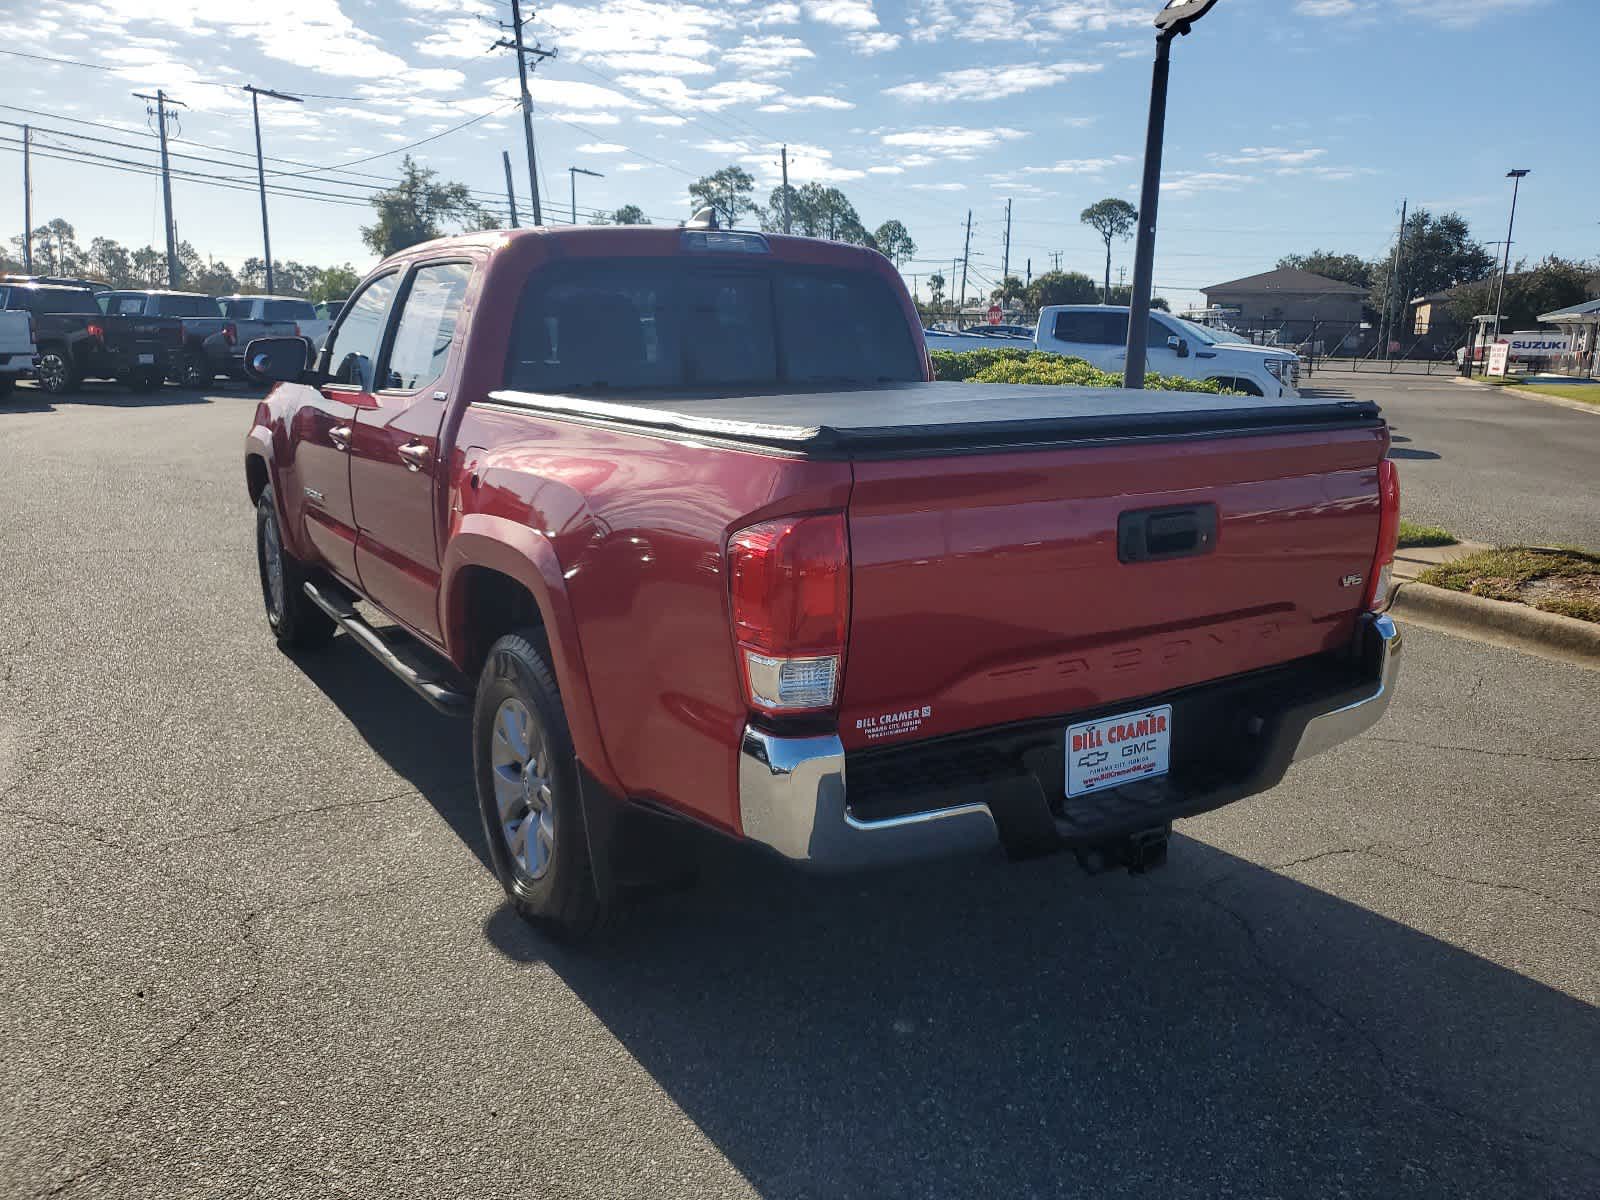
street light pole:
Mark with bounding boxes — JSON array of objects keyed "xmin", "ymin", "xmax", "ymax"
[
  {"xmin": 1124, "ymin": 0, "xmax": 1219, "ymax": 389},
  {"xmin": 243, "ymin": 85, "xmax": 303, "ymax": 295},
  {"xmin": 569, "ymin": 166, "xmax": 603, "ymax": 225},
  {"xmin": 1492, "ymin": 169, "xmax": 1530, "ymax": 341}
]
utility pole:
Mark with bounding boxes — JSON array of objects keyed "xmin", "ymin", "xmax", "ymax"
[
  {"xmin": 780, "ymin": 145, "xmax": 791, "ymax": 234},
  {"xmin": 495, "ymin": 0, "xmax": 555, "ymax": 227},
  {"xmin": 133, "ymin": 89, "xmax": 185, "ymax": 287},
  {"xmin": 243, "ymin": 85, "xmax": 302, "ymax": 295},
  {"xmin": 1379, "ymin": 199, "xmax": 1407, "ymax": 361},
  {"xmin": 959, "ymin": 209, "xmax": 972, "ymax": 315},
  {"xmin": 502, "ymin": 150, "xmax": 520, "ymax": 228},
  {"xmin": 1026, "ymin": 257, "xmax": 1031, "ymax": 286},
  {"xmin": 1052, "ymin": 250, "xmax": 1062, "ymax": 272},
  {"xmin": 1001, "ymin": 197, "xmax": 1012, "ymax": 281},
  {"xmin": 21, "ymin": 125, "xmax": 31, "ymax": 273},
  {"xmin": 568, "ymin": 165, "xmax": 602, "ymax": 225}
]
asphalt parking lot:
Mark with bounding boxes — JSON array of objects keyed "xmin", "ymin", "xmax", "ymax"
[
  {"xmin": 2, "ymin": 383, "xmax": 1597, "ymax": 1199},
  {"xmin": 1303, "ymin": 367, "xmax": 1599, "ymax": 548}
]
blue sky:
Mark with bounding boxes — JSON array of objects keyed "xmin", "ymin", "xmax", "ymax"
[{"xmin": 1, "ymin": 0, "xmax": 1590, "ymax": 309}]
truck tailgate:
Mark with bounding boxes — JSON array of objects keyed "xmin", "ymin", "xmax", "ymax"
[{"xmin": 840, "ymin": 424, "xmax": 1387, "ymax": 750}]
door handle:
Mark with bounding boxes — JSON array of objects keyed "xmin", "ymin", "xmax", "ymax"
[
  {"xmin": 328, "ymin": 424, "xmax": 351, "ymax": 451},
  {"xmin": 397, "ymin": 440, "xmax": 431, "ymax": 472}
]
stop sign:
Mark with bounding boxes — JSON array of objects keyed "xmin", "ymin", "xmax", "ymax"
[{"xmin": 987, "ymin": 304, "xmax": 1002, "ymax": 325}]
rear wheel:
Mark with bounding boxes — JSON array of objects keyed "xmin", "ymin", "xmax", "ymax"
[
  {"xmin": 474, "ymin": 630, "xmax": 607, "ymax": 942},
  {"xmin": 255, "ymin": 485, "xmax": 335, "ymax": 650},
  {"xmin": 179, "ymin": 354, "xmax": 210, "ymax": 389},
  {"xmin": 35, "ymin": 348, "xmax": 77, "ymax": 395}
]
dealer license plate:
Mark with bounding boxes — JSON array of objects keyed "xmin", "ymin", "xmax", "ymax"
[
  {"xmin": 1065, "ymin": 705, "xmax": 1172, "ymax": 798},
  {"xmin": 137, "ymin": 353, "xmax": 155, "ymax": 365}
]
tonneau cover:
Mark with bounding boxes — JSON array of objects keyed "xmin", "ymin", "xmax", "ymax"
[{"xmin": 485, "ymin": 381, "xmax": 1380, "ymax": 457}]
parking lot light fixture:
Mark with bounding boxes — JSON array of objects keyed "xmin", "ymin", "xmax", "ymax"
[
  {"xmin": 1491, "ymin": 169, "xmax": 1530, "ymax": 341},
  {"xmin": 1125, "ymin": 0, "xmax": 1221, "ymax": 389},
  {"xmin": 569, "ymin": 166, "xmax": 604, "ymax": 226}
]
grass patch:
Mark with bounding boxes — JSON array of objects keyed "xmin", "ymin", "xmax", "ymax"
[
  {"xmin": 930, "ymin": 348, "xmax": 1227, "ymax": 393},
  {"xmin": 1417, "ymin": 545, "xmax": 1600, "ymax": 623},
  {"xmin": 1517, "ymin": 383, "xmax": 1600, "ymax": 407},
  {"xmin": 1397, "ymin": 521, "xmax": 1456, "ymax": 548}
]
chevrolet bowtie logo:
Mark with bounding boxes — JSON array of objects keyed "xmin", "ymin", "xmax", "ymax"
[{"xmin": 1077, "ymin": 750, "xmax": 1109, "ymax": 768}]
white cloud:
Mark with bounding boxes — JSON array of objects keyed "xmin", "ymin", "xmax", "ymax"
[
  {"xmin": 535, "ymin": 1, "xmax": 720, "ymax": 75},
  {"xmin": 722, "ymin": 35, "xmax": 815, "ymax": 74},
  {"xmin": 909, "ymin": 0, "xmax": 1038, "ymax": 42},
  {"xmin": 880, "ymin": 126, "xmax": 1028, "ymax": 153},
  {"xmin": 618, "ymin": 162, "xmax": 658, "ymax": 171},
  {"xmin": 1018, "ymin": 155, "xmax": 1132, "ymax": 175},
  {"xmin": 618, "ymin": 75, "xmax": 781, "ymax": 110},
  {"xmin": 1213, "ymin": 146, "xmax": 1327, "ymax": 166},
  {"xmin": 1162, "ymin": 171, "xmax": 1254, "ymax": 194},
  {"xmin": 910, "ymin": 182, "xmax": 966, "ymax": 191},
  {"xmin": 885, "ymin": 62, "xmax": 1100, "ymax": 102},
  {"xmin": 804, "ymin": 0, "xmax": 881, "ymax": 30},
  {"xmin": 753, "ymin": 1, "xmax": 802, "ymax": 22},
  {"xmin": 1039, "ymin": 2, "xmax": 1151, "ymax": 32},
  {"xmin": 744, "ymin": 141, "xmax": 864, "ymax": 183},
  {"xmin": 577, "ymin": 142, "xmax": 629, "ymax": 154},
  {"xmin": 757, "ymin": 94, "xmax": 855, "ymax": 112},
  {"xmin": 867, "ymin": 165, "xmax": 905, "ymax": 174},
  {"xmin": 638, "ymin": 114, "xmax": 689, "ymax": 126},
  {"xmin": 327, "ymin": 105, "xmax": 406, "ymax": 126},
  {"xmin": 527, "ymin": 77, "xmax": 643, "ymax": 111},
  {"xmin": 847, "ymin": 31, "xmax": 901, "ymax": 53},
  {"xmin": 552, "ymin": 111, "xmax": 623, "ymax": 125},
  {"xmin": 698, "ymin": 140, "xmax": 750, "ymax": 154},
  {"xmin": 1275, "ymin": 164, "xmax": 1379, "ymax": 180}
]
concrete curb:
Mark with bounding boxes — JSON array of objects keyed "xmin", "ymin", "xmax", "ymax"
[{"xmin": 1390, "ymin": 581, "xmax": 1600, "ymax": 669}]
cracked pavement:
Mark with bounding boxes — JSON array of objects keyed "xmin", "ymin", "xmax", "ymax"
[{"xmin": 2, "ymin": 384, "xmax": 1597, "ymax": 1199}]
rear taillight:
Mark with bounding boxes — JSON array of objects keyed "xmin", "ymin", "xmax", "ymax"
[
  {"xmin": 223, "ymin": 322, "xmax": 237, "ymax": 346},
  {"xmin": 293, "ymin": 322, "xmax": 302, "ymax": 338},
  {"xmin": 728, "ymin": 512, "xmax": 849, "ymax": 713},
  {"xmin": 86, "ymin": 321, "xmax": 105, "ymax": 342},
  {"xmin": 1365, "ymin": 459, "xmax": 1400, "ymax": 612}
]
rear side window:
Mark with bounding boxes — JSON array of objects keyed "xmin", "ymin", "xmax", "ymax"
[
  {"xmin": 505, "ymin": 261, "xmax": 919, "ymax": 392},
  {"xmin": 384, "ymin": 262, "xmax": 472, "ymax": 391},
  {"xmin": 18, "ymin": 290, "xmax": 101, "ymax": 315},
  {"xmin": 160, "ymin": 295, "xmax": 221, "ymax": 318},
  {"xmin": 222, "ymin": 299, "xmax": 254, "ymax": 319},
  {"xmin": 324, "ymin": 273, "xmax": 400, "ymax": 391},
  {"xmin": 264, "ymin": 299, "xmax": 316, "ymax": 321},
  {"xmin": 109, "ymin": 295, "xmax": 148, "ymax": 316},
  {"xmin": 1052, "ymin": 311, "xmax": 1126, "ymax": 345}
]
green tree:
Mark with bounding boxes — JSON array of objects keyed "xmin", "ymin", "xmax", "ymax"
[
  {"xmin": 86, "ymin": 237, "xmax": 132, "ymax": 287},
  {"xmin": 928, "ymin": 271, "xmax": 946, "ymax": 311},
  {"xmin": 991, "ymin": 275, "xmax": 1026, "ymax": 306},
  {"xmin": 361, "ymin": 155, "xmax": 495, "ymax": 257},
  {"xmin": 1104, "ymin": 284, "xmax": 1169, "ymax": 311},
  {"xmin": 1370, "ymin": 209, "xmax": 1495, "ymax": 327},
  {"xmin": 309, "ymin": 264, "xmax": 360, "ymax": 302},
  {"xmin": 611, "ymin": 204, "xmax": 650, "ymax": 225},
  {"xmin": 873, "ymin": 219, "xmax": 916, "ymax": 267},
  {"xmin": 688, "ymin": 166, "xmax": 757, "ymax": 227},
  {"xmin": 1026, "ymin": 270, "xmax": 1099, "ymax": 311},
  {"xmin": 1276, "ymin": 250, "xmax": 1373, "ymax": 290},
  {"xmin": 1446, "ymin": 255, "xmax": 1596, "ymax": 339},
  {"xmin": 1080, "ymin": 198, "xmax": 1138, "ymax": 303},
  {"xmin": 130, "ymin": 246, "xmax": 166, "ymax": 288}
]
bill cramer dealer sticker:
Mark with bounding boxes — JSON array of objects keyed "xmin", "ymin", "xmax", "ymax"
[
  {"xmin": 857, "ymin": 705, "xmax": 932, "ymax": 741},
  {"xmin": 1066, "ymin": 705, "xmax": 1173, "ymax": 798}
]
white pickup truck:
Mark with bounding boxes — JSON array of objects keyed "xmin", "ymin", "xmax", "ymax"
[
  {"xmin": 1034, "ymin": 305, "xmax": 1301, "ymax": 398},
  {"xmin": 0, "ymin": 309, "xmax": 38, "ymax": 397}
]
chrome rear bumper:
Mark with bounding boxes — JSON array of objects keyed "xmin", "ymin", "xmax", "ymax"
[{"xmin": 737, "ymin": 613, "xmax": 1402, "ymax": 869}]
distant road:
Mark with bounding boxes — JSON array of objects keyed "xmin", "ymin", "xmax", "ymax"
[{"xmin": 1304, "ymin": 368, "xmax": 1599, "ymax": 548}]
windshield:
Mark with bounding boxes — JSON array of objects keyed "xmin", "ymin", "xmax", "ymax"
[{"xmin": 505, "ymin": 261, "xmax": 921, "ymax": 392}]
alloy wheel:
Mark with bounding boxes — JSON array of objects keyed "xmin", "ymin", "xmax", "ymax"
[{"xmin": 490, "ymin": 697, "xmax": 556, "ymax": 880}]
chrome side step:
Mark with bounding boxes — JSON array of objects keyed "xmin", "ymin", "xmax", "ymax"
[{"xmin": 302, "ymin": 582, "xmax": 471, "ymax": 717}]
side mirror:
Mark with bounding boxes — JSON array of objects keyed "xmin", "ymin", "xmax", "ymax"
[
  {"xmin": 1167, "ymin": 335, "xmax": 1190, "ymax": 358},
  {"xmin": 244, "ymin": 336, "xmax": 309, "ymax": 383}
]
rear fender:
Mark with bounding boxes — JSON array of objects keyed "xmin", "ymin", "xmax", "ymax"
[{"xmin": 441, "ymin": 515, "xmax": 623, "ymax": 796}]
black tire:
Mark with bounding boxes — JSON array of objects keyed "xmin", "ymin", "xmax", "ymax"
[
  {"xmin": 179, "ymin": 354, "xmax": 210, "ymax": 389},
  {"xmin": 473, "ymin": 629, "xmax": 607, "ymax": 942},
  {"xmin": 255, "ymin": 485, "xmax": 335, "ymax": 650},
  {"xmin": 35, "ymin": 347, "xmax": 78, "ymax": 395}
]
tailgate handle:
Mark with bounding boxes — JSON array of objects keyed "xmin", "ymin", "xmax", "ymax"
[{"xmin": 1118, "ymin": 504, "xmax": 1218, "ymax": 564}]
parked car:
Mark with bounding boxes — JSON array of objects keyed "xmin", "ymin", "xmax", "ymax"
[
  {"xmin": 245, "ymin": 227, "xmax": 1402, "ymax": 939},
  {"xmin": 2, "ymin": 274, "xmax": 110, "ymax": 294},
  {"xmin": 0, "ymin": 307, "xmax": 37, "ymax": 397},
  {"xmin": 0, "ymin": 282, "xmax": 181, "ymax": 393},
  {"xmin": 101, "ymin": 290, "xmax": 231, "ymax": 387},
  {"xmin": 315, "ymin": 298, "xmax": 346, "ymax": 323},
  {"xmin": 205, "ymin": 295, "xmax": 331, "ymax": 381},
  {"xmin": 1035, "ymin": 306, "xmax": 1302, "ymax": 397}
]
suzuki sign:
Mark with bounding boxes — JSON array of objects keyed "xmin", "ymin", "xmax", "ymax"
[{"xmin": 1504, "ymin": 333, "xmax": 1572, "ymax": 358}]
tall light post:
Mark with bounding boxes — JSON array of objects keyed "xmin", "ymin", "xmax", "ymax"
[
  {"xmin": 1124, "ymin": 0, "xmax": 1220, "ymax": 389},
  {"xmin": 243, "ymin": 85, "xmax": 303, "ymax": 295},
  {"xmin": 1491, "ymin": 168, "xmax": 1530, "ymax": 341},
  {"xmin": 568, "ymin": 166, "xmax": 603, "ymax": 225}
]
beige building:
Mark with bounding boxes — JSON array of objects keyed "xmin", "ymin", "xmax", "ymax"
[{"xmin": 1200, "ymin": 268, "xmax": 1369, "ymax": 349}]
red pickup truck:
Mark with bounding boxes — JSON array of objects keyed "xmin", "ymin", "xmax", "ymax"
[{"xmin": 245, "ymin": 226, "xmax": 1402, "ymax": 939}]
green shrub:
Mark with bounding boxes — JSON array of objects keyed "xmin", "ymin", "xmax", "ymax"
[{"xmin": 930, "ymin": 349, "xmax": 1226, "ymax": 393}]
